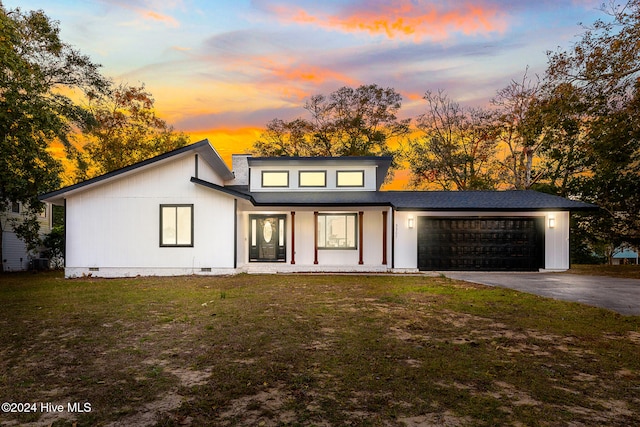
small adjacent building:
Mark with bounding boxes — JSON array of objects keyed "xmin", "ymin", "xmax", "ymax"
[
  {"xmin": 40, "ymin": 139, "xmax": 597, "ymax": 278},
  {"xmin": 612, "ymin": 247, "xmax": 639, "ymax": 265},
  {"xmin": 1, "ymin": 201, "xmax": 53, "ymax": 271}
]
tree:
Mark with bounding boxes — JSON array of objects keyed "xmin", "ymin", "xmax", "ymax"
[
  {"xmin": 252, "ymin": 118, "xmax": 315, "ymax": 157},
  {"xmin": 74, "ymin": 84, "xmax": 190, "ymax": 179},
  {"xmin": 0, "ymin": 5, "xmax": 108, "ymax": 272},
  {"xmin": 491, "ymin": 71, "xmax": 545, "ymax": 190},
  {"xmin": 528, "ymin": 82, "xmax": 591, "ymax": 197},
  {"xmin": 407, "ymin": 90, "xmax": 499, "ymax": 190},
  {"xmin": 307, "ymin": 85, "xmax": 410, "ymax": 157},
  {"xmin": 42, "ymin": 225, "xmax": 64, "ymax": 268},
  {"xmin": 253, "ymin": 84, "xmax": 410, "ymax": 179},
  {"xmin": 544, "ymin": 0, "xmax": 640, "ymax": 251}
]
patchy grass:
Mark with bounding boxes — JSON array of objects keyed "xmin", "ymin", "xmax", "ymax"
[
  {"xmin": 568, "ymin": 264, "xmax": 640, "ymax": 279},
  {"xmin": 0, "ymin": 271, "xmax": 639, "ymax": 426}
]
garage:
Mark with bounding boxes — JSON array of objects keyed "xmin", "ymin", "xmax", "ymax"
[{"xmin": 417, "ymin": 217, "xmax": 545, "ymax": 271}]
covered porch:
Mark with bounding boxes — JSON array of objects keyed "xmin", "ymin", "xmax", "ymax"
[{"xmin": 236, "ymin": 202, "xmax": 393, "ymax": 274}]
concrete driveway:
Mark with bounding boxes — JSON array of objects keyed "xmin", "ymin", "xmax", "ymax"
[{"xmin": 441, "ymin": 271, "xmax": 640, "ymax": 316}]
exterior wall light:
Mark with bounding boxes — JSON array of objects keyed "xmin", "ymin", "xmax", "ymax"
[
  {"xmin": 548, "ymin": 216, "xmax": 556, "ymax": 229},
  {"xmin": 408, "ymin": 215, "xmax": 415, "ymax": 229}
]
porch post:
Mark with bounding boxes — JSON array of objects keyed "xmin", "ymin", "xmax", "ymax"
[
  {"xmin": 233, "ymin": 199, "xmax": 238, "ymax": 269},
  {"xmin": 382, "ymin": 210, "xmax": 388, "ymax": 265},
  {"xmin": 391, "ymin": 209, "xmax": 395, "ymax": 268},
  {"xmin": 290, "ymin": 211, "xmax": 296, "ymax": 264},
  {"xmin": 358, "ymin": 211, "xmax": 364, "ymax": 265},
  {"xmin": 313, "ymin": 211, "xmax": 319, "ymax": 264}
]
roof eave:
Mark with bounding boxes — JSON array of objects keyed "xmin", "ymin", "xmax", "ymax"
[
  {"xmin": 194, "ymin": 142, "xmax": 234, "ymax": 181},
  {"xmin": 39, "ymin": 139, "xmax": 229, "ymax": 203},
  {"xmin": 251, "ymin": 201, "xmax": 393, "ymax": 208},
  {"xmin": 190, "ymin": 177, "xmax": 254, "ymax": 201}
]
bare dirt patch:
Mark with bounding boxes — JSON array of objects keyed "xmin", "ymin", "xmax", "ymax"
[{"xmin": 217, "ymin": 387, "xmax": 297, "ymax": 426}]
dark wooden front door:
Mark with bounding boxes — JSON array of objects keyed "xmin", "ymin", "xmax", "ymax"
[{"xmin": 249, "ymin": 215, "xmax": 286, "ymax": 262}]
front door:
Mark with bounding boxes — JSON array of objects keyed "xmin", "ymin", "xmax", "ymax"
[{"xmin": 249, "ymin": 214, "xmax": 286, "ymax": 262}]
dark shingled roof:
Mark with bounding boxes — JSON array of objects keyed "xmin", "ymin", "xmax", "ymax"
[
  {"xmin": 384, "ymin": 190, "xmax": 598, "ymax": 211},
  {"xmin": 198, "ymin": 183, "xmax": 597, "ymax": 211}
]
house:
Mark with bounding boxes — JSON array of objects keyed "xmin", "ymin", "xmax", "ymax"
[
  {"xmin": 1, "ymin": 201, "xmax": 53, "ymax": 271},
  {"xmin": 39, "ymin": 139, "xmax": 597, "ymax": 278},
  {"xmin": 612, "ymin": 247, "xmax": 639, "ymax": 265}
]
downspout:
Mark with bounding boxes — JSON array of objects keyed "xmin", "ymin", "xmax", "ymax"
[
  {"xmin": 290, "ymin": 211, "xmax": 296, "ymax": 264},
  {"xmin": 64, "ymin": 199, "xmax": 67, "ymax": 270}
]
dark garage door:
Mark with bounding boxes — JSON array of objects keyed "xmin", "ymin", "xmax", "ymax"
[{"xmin": 417, "ymin": 217, "xmax": 544, "ymax": 271}]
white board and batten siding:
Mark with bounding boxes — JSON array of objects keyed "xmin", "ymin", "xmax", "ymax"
[{"xmin": 65, "ymin": 153, "xmax": 236, "ymax": 278}]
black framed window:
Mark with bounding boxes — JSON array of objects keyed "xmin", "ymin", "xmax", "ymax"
[
  {"xmin": 336, "ymin": 170, "xmax": 364, "ymax": 187},
  {"xmin": 299, "ymin": 170, "xmax": 326, "ymax": 187},
  {"xmin": 262, "ymin": 171, "xmax": 289, "ymax": 187},
  {"xmin": 160, "ymin": 204, "xmax": 194, "ymax": 247},
  {"xmin": 317, "ymin": 213, "xmax": 357, "ymax": 249}
]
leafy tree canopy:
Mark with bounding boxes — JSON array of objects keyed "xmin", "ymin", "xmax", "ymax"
[
  {"xmin": 407, "ymin": 90, "xmax": 499, "ymax": 190},
  {"xmin": 73, "ymin": 84, "xmax": 190, "ymax": 180},
  {"xmin": 0, "ymin": 4, "xmax": 108, "ymax": 270},
  {"xmin": 544, "ymin": 0, "xmax": 640, "ymax": 249}
]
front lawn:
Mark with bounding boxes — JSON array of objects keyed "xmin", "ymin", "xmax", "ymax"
[{"xmin": 1, "ymin": 272, "xmax": 639, "ymax": 426}]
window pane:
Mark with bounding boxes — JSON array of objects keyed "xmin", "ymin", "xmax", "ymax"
[
  {"xmin": 176, "ymin": 206, "xmax": 192, "ymax": 245},
  {"xmin": 337, "ymin": 171, "xmax": 364, "ymax": 187},
  {"xmin": 162, "ymin": 207, "xmax": 176, "ymax": 245},
  {"xmin": 262, "ymin": 171, "xmax": 289, "ymax": 187},
  {"xmin": 317, "ymin": 214, "xmax": 357, "ymax": 249},
  {"xmin": 251, "ymin": 219, "xmax": 257, "ymax": 246},
  {"xmin": 299, "ymin": 171, "xmax": 326, "ymax": 187},
  {"xmin": 279, "ymin": 218, "xmax": 285, "ymax": 246},
  {"xmin": 346, "ymin": 215, "xmax": 356, "ymax": 247},
  {"xmin": 328, "ymin": 216, "xmax": 346, "ymax": 247}
]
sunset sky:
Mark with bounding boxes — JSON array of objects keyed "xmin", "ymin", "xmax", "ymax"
[{"xmin": 6, "ymin": 0, "xmax": 604, "ymax": 174}]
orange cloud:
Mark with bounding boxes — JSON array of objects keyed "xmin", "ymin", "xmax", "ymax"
[
  {"xmin": 265, "ymin": 1, "xmax": 507, "ymax": 41},
  {"xmin": 106, "ymin": 0, "xmax": 181, "ymax": 28},
  {"xmin": 206, "ymin": 51, "xmax": 357, "ymax": 102},
  {"xmin": 141, "ymin": 10, "xmax": 180, "ymax": 27},
  {"xmin": 268, "ymin": 64, "xmax": 358, "ymax": 94},
  {"xmin": 405, "ymin": 92, "xmax": 425, "ymax": 101}
]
